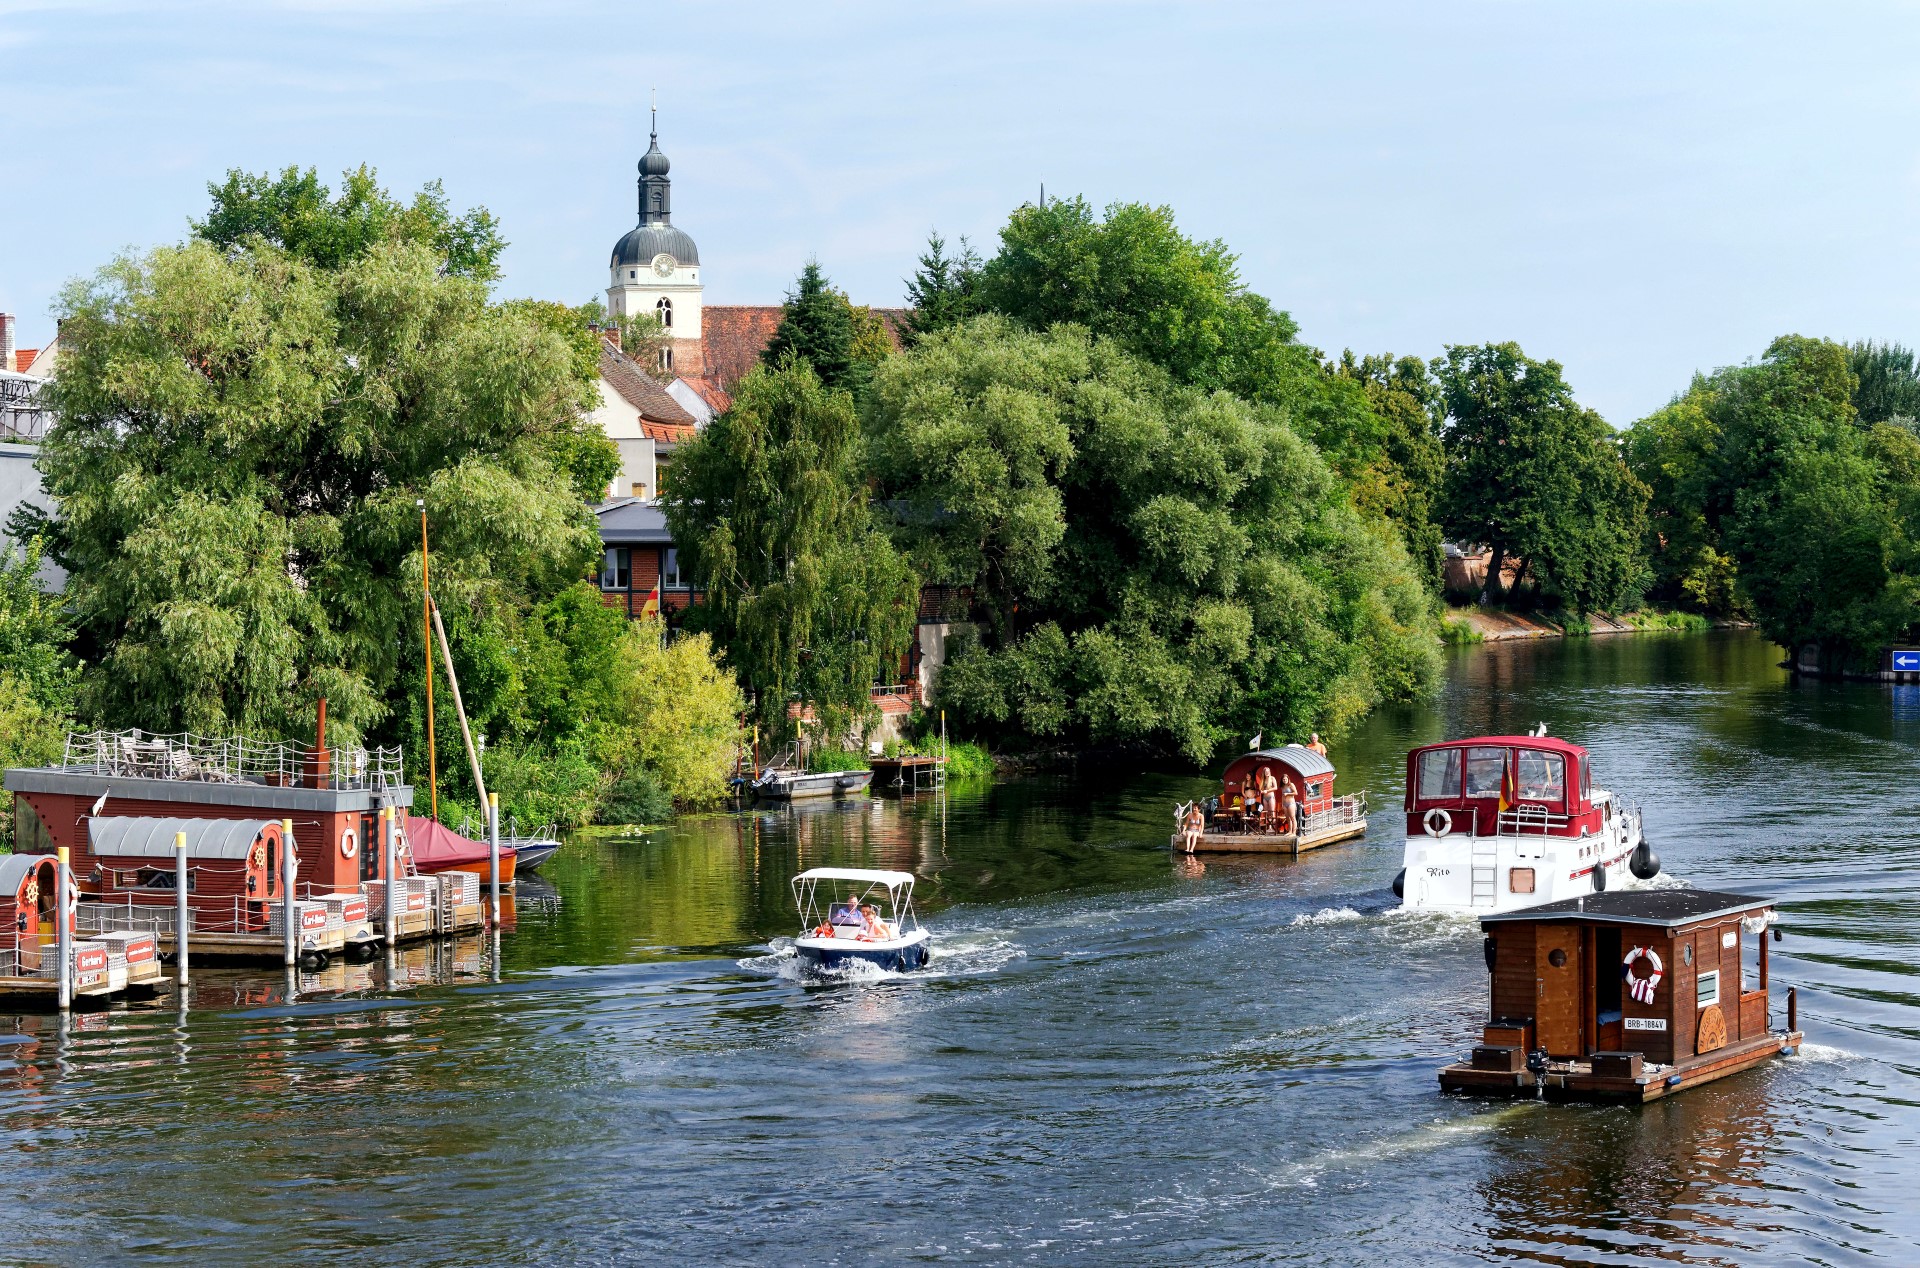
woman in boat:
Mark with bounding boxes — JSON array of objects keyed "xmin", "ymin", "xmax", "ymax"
[
  {"xmin": 1281, "ymin": 780, "xmax": 1301, "ymax": 835},
  {"xmin": 1255, "ymin": 765, "xmax": 1279, "ymax": 830},
  {"xmin": 860, "ymin": 903, "xmax": 895, "ymax": 941}
]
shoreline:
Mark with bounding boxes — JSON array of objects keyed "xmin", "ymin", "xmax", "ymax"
[{"xmin": 1445, "ymin": 605, "xmax": 1743, "ymax": 643}]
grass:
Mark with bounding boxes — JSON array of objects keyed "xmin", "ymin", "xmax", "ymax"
[
  {"xmin": 1621, "ymin": 609, "xmax": 1712, "ymax": 632},
  {"xmin": 806, "ymin": 746, "xmax": 872, "ymax": 773},
  {"xmin": 1440, "ymin": 613, "xmax": 1485, "ymax": 645}
]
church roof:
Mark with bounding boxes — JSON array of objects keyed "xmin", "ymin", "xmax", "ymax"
[
  {"xmin": 698, "ymin": 306, "xmax": 785, "ymax": 391},
  {"xmin": 612, "ymin": 222, "xmax": 699, "ymax": 268},
  {"xmin": 599, "ymin": 342, "xmax": 697, "ymax": 426}
]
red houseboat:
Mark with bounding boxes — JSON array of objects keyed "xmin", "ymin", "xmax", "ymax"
[
  {"xmin": 1440, "ymin": 888, "xmax": 1802, "ymax": 1102},
  {"xmin": 1171, "ymin": 745, "xmax": 1368, "ymax": 854},
  {"xmin": 1396, "ymin": 730, "xmax": 1659, "ymax": 914}
]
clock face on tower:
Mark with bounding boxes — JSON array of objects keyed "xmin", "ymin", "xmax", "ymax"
[{"xmin": 651, "ymin": 253, "xmax": 675, "ymax": 278}]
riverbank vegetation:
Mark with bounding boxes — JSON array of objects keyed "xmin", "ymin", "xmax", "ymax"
[{"xmin": 1627, "ymin": 336, "xmax": 1920, "ymax": 671}]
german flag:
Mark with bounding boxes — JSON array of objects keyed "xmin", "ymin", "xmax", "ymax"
[{"xmin": 1498, "ymin": 757, "xmax": 1514, "ymax": 813}]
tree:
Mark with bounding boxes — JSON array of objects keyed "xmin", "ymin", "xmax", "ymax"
[
  {"xmin": 576, "ymin": 299, "xmax": 672, "ymax": 380},
  {"xmin": 1435, "ymin": 343, "xmax": 1650, "ymax": 613},
  {"xmin": 664, "ymin": 357, "xmax": 917, "ymax": 740},
  {"xmin": 901, "ymin": 231, "xmax": 981, "ymax": 345},
  {"xmin": 195, "ymin": 164, "xmax": 506, "ymax": 282},
  {"xmin": 40, "ymin": 235, "xmax": 606, "ymax": 751},
  {"xmin": 1624, "ymin": 386, "xmax": 1742, "ymax": 614},
  {"xmin": 1330, "ymin": 353, "xmax": 1447, "ymax": 589},
  {"xmin": 1848, "ymin": 340, "xmax": 1920, "ymax": 425},
  {"xmin": 0, "ymin": 538, "xmax": 77, "ymax": 848},
  {"xmin": 762, "ymin": 261, "xmax": 861, "ymax": 394},
  {"xmin": 868, "ymin": 317, "xmax": 1438, "ymax": 761}
]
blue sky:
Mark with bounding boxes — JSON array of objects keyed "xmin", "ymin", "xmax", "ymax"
[{"xmin": 4, "ymin": 1, "xmax": 1920, "ymax": 424}]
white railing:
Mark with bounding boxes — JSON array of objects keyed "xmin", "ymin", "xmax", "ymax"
[
  {"xmin": 1497, "ymin": 803, "xmax": 1571, "ymax": 836},
  {"xmin": 78, "ymin": 893, "xmax": 261, "ymax": 936},
  {"xmin": 1300, "ymin": 793, "xmax": 1368, "ymax": 835},
  {"xmin": 60, "ymin": 728, "xmax": 403, "ymax": 792}
]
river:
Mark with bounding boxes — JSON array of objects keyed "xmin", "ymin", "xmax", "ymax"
[{"xmin": 2, "ymin": 631, "xmax": 1915, "ymax": 1265}]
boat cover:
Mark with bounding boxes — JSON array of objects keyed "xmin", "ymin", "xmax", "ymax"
[
  {"xmin": 404, "ymin": 816, "xmax": 517, "ymax": 869},
  {"xmin": 793, "ymin": 867, "xmax": 915, "ymax": 888}
]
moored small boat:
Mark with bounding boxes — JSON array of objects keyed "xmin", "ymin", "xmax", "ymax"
[
  {"xmin": 1170, "ymin": 745, "xmax": 1367, "ymax": 854},
  {"xmin": 753, "ymin": 767, "xmax": 873, "ymax": 800},
  {"xmin": 404, "ymin": 816, "xmax": 517, "ymax": 886},
  {"xmin": 791, "ymin": 867, "xmax": 930, "ymax": 973}
]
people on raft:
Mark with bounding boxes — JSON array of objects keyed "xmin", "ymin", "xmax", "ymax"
[
  {"xmin": 1306, "ymin": 732, "xmax": 1327, "ymax": 757},
  {"xmin": 1255, "ymin": 765, "xmax": 1280, "ymax": 829},
  {"xmin": 1181, "ymin": 801, "xmax": 1205, "ymax": 853}
]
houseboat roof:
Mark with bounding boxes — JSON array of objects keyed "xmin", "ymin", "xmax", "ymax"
[
  {"xmin": 0, "ymin": 853, "xmax": 50, "ymax": 892},
  {"xmin": 88, "ymin": 816, "xmax": 275, "ymax": 860},
  {"xmin": 1415, "ymin": 735, "xmax": 1588, "ymax": 758},
  {"xmin": 1231, "ymin": 746, "xmax": 1335, "ymax": 778},
  {"xmin": 1479, "ymin": 888, "xmax": 1771, "ymax": 929}
]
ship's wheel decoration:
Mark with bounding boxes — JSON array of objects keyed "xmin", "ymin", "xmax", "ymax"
[
  {"xmin": 22, "ymin": 878, "xmax": 38, "ymax": 905},
  {"xmin": 1624, "ymin": 945, "xmax": 1664, "ymax": 1004},
  {"xmin": 251, "ymin": 843, "xmax": 266, "ymax": 869}
]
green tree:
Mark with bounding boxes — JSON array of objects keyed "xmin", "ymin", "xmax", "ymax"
[
  {"xmin": 1624, "ymin": 385, "xmax": 1742, "ymax": 614},
  {"xmin": 901, "ymin": 231, "xmax": 981, "ymax": 345},
  {"xmin": 763, "ymin": 261, "xmax": 861, "ymax": 395},
  {"xmin": 868, "ymin": 317, "xmax": 1438, "ymax": 761},
  {"xmin": 41, "ymin": 235, "xmax": 604, "ymax": 752},
  {"xmin": 602, "ymin": 621, "xmax": 745, "ymax": 806},
  {"xmin": 0, "ymin": 538, "xmax": 77, "ymax": 850},
  {"xmin": 195, "ymin": 164, "xmax": 506, "ymax": 282},
  {"xmin": 664, "ymin": 358, "xmax": 917, "ymax": 740},
  {"xmin": 1435, "ymin": 343, "xmax": 1650, "ymax": 613},
  {"xmin": 1330, "ymin": 353, "xmax": 1447, "ymax": 589},
  {"xmin": 1848, "ymin": 340, "xmax": 1920, "ymax": 425}
]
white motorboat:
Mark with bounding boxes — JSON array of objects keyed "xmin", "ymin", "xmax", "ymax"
[
  {"xmin": 1394, "ymin": 729, "xmax": 1660, "ymax": 915},
  {"xmin": 754, "ymin": 766, "xmax": 874, "ymax": 800},
  {"xmin": 791, "ymin": 867, "xmax": 931, "ymax": 973}
]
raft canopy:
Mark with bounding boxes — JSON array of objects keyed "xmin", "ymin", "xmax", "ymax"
[
  {"xmin": 793, "ymin": 867, "xmax": 915, "ymax": 890},
  {"xmin": 87, "ymin": 816, "xmax": 278, "ymax": 859},
  {"xmin": 1229, "ymin": 746, "xmax": 1334, "ymax": 779}
]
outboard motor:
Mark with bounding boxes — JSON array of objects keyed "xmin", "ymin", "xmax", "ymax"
[{"xmin": 1630, "ymin": 841, "xmax": 1661, "ymax": 880}]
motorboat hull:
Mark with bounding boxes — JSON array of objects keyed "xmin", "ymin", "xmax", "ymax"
[
  {"xmin": 418, "ymin": 853, "xmax": 517, "ymax": 886},
  {"xmin": 507, "ymin": 841, "xmax": 560, "ymax": 873},
  {"xmin": 795, "ymin": 929, "xmax": 931, "ymax": 973},
  {"xmin": 1398, "ymin": 799, "xmax": 1644, "ymax": 915},
  {"xmin": 756, "ymin": 770, "xmax": 874, "ymax": 800}
]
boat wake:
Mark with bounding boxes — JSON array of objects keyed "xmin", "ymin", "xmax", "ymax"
[{"xmin": 735, "ymin": 933, "xmax": 1025, "ymax": 984}]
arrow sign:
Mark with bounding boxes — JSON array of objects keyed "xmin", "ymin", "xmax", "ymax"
[{"xmin": 1893, "ymin": 650, "xmax": 1920, "ymax": 671}]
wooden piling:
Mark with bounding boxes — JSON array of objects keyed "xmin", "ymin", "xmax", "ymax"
[
  {"xmin": 1788, "ymin": 985, "xmax": 1797, "ymax": 1032},
  {"xmin": 55, "ymin": 846, "xmax": 70, "ymax": 1012},
  {"xmin": 280, "ymin": 817, "xmax": 296, "ymax": 968}
]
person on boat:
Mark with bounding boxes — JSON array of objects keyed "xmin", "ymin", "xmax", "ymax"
[
  {"xmin": 860, "ymin": 903, "xmax": 895, "ymax": 941},
  {"xmin": 813, "ymin": 916, "xmax": 836, "ymax": 938},
  {"xmin": 1281, "ymin": 781, "xmax": 1301, "ymax": 835},
  {"xmin": 1181, "ymin": 801, "xmax": 1206, "ymax": 853},
  {"xmin": 1307, "ymin": 732, "xmax": 1327, "ymax": 757},
  {"xmin": 1255, "ymin": 765, "xmax": 1279, "ymax": 830},
  {"xmin": 831, "ymin": 900, "xmax": 863, "ymax": 927}
]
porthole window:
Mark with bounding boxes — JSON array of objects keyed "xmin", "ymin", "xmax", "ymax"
[{"xmin": 1547, "ymin": 947, "xmax": 1567, "ymax": 968}]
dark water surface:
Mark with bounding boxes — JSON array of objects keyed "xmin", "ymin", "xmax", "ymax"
[{"xmin": 3, "ymin": 632, "xmax": 1916, "ymax": 1265}]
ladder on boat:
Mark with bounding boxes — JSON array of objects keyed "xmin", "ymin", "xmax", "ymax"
[{"xmin": 1469, "ymin": 834, "xmax": 1499, "ymax": 908}]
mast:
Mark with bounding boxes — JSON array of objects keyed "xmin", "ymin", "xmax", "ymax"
[{"xmin": 420, "ymin": 499, "xmax": 438, "ymax": 820}]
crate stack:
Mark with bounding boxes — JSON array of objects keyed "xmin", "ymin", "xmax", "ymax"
[
  {"xmin": 266, "ymin": 899, "xmax": 330, "ymax": 939},
  {"xmin": 93, "ymin": 930, "xmax": 159, "ymax": 977}
]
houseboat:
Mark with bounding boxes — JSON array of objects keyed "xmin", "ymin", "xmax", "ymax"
[
  {"xmin": 1170, "ymin": 745, "xmax": 1367, "ymax": 854},
  {"xmin": 1395, "ymin": 731, "xmax": 1658, "ymax": 914},
  {"xmin": 791, "ymin": 867, "xmax": 931, "ymax": 973},
  {"xmin": 0, "ymin": 854, "xmax": 168, "ymax": 1004},
  {"xmin": 1439, "ymin": 889, "xmax": 1801, "ymax": 1102}
]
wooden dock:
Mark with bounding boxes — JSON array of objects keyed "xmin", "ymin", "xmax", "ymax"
[
  {"xmin": 1168, "ymin": 820, "xmax": 1368, "ymax": 855},
  {"xmin": 0, "ymin": 961, "xmax": 172, "ymax": 1007}
]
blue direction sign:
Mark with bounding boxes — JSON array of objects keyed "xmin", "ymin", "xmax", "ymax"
[{"xmin": 1892, "ymin": 649, "xmax": 1920, "ymax": 672}]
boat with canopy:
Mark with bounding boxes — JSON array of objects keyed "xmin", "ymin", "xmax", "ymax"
[{"xmin": 790, "ymin": 867, "xmax": 930, "ymax": 972}]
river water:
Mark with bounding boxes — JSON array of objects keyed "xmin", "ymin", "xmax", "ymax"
[{"xmin": 2, "ymin": 632, "xmax": 1916, "ymax": 1265}]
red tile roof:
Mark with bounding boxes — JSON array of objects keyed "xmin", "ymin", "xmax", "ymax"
[
  {"xmin": 11, "ymin": 349, "xmax": 37, "ymax": 374},
  {"xmin": 599, "ymin": 342, "xmax": 696, "ymax": 426},
  {"xmin": 699, "ymin": 305, "xmax": 785, "ymax": 392},
  {"xmin": 682, "ymin": 376, "xmax": 732, "ymax": 415}
]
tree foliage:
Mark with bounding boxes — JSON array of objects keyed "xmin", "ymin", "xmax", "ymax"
[
  {"xmin": 664, "ymin": 358, "xmax": 917, "ymax": 740},
  {"xmin": 40, "ymin": 236, "xmax": 607, "ymax": 751},
  {"xmin": 867, "ymin": 317, "xmax": 1438, "ymax": 761},
  {"xmin": 1330, "ymin": 353, "xmax": 1446, "ymax": 588},
  {"xmin": 0, "ymin": 539, "xmax": 77, "ymax": 849},
  {"xmin": 762, "ymin": 261, "xmax": 864, "ymax": 396},
  {"xmin": 1628, "ymin": 335, "xmax": 1920, "ymax": 664},
  {"xmin": 1435, "ymin": 343, "xmax": 1650, "ymax": 613},
  {"xmin": 902, "ymin": 231, "xmax": 981, "ymax": 346},
  {"xmin": 195, "ymin": 164, "xmax": 506, "ymax": 282}
]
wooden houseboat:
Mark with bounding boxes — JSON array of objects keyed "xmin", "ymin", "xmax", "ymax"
[
  {"xmin": 0, "ymin": 854, "xmax": 168, "ymax": 1004},
  {"xmin": 1170, "ymin": 745, "xmax": 1367, "ymax": 854},
  {"xmin": 1396, "ymin": 732, "xmax": 1659, "ymax": 914},
  {"xmin": 1439, "ymin": 889, "xmax": 1802, "ymax": 1103}
]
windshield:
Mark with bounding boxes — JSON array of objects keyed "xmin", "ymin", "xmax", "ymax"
[
  {"xmin": 1417, "ymin": 748, "xmax": 1462, "ymax": 799},
  {"xmin": 1464, "ymin": 747, "xmax": 1507, "ymax": 798},
  {"xmin": 1516, "ymin": 750, "xmax": 1566, "ymax": 802}
]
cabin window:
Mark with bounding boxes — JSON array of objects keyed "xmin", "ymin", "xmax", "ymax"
[
  {"xmin": 600, "ymin": 547, "xmax": 631, "ymax": 591},
  {"xmin": 13, "ymin": 799, "xmax": 51, "ymax": 854},
  {"xmin": 1508, "ymin": 867, "xmax": 1535, "ymax": 894},
  {"xmin": 1465, "ymin": 747, "xmax": 1507, "ymax": 798},
  {"xmin": 1697, "ymin": 969, "xmax": 1720, "ymax": 1008},
  {"xmin": 1580, "ymin": 759, "xmax": 1591, "ymax": 802},
  {"xmin": 1306, "ymin": 780, "xmax": 1322, "ymax": 798},
  {"xmin": 1418, "ymin": 748, "xmax": 1462, "ymax": 799},
  {"xmin": 1515, "ymin": 750, "xmax": 1565, "ymax": 802},
  {"xmin": 135, "ymin": 868, "xmax": 195, "ymax": 892}
]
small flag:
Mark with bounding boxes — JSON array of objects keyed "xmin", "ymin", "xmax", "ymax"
[
  {"xmin": 1248, "ymin": 732, "xmax": 1262, "ymax": 751},
  {"xmin": 89, "ymin": 787, "xmax": 109, "ymax": 818},
  {"xmin": 1498, "ymin": 760, "xmax": 1513, "ymax": 813}
]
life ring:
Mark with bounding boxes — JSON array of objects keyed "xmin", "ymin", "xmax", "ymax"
[
  {"xmin": 1423, "ymin": 808, "xmax": 1453, "ymax": 838},
  {"xmin": 1624, "ymin": 946, "xmax": 1664, "ymax": 1004},
  {"xmin": 341, "ymin": 828, "xmax": 358, "ymax": 860}
]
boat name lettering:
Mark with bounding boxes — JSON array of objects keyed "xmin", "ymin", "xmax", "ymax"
[{"xmin": 1426, "ymin": 867, "xmax": 1451, "ymax": 877}]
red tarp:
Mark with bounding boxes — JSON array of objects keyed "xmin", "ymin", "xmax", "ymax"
[{"xmin": 403, "ymin": 816, "xmax": 516, "ymax": 871}]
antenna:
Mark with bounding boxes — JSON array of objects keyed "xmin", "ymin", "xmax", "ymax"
[
  {"xmin": 650, "ymin": 87, "xmax": 658, "ymax": 140},
  {"xmin": 1039, "ymin": 181, "xmax": 1045, "ymax": 209}
]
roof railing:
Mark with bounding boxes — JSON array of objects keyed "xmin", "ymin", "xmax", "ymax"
[{"xmin": 58, "ymin": 728, "xmax": 404, "ymax": 792}]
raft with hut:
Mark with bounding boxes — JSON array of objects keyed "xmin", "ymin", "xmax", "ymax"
[
  {"xmin": 1439, "ymin": 889, "xmax": 1802, "ymax": 1103},
  {"xmin": 1170, "ymin": 745, "xmax": 1368, "ymax": 854}
]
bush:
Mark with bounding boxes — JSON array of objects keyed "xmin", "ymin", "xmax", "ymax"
[
  {"xmin": 806, "ymin": 746, "xmax": 871, "ymax": 773},
  {"xmin": 0, "ymin": 673, "xmax": 68, "ymax": 851},
  {"xmin": 598, "ymin": 765, "xmax": 673, "ymax": 825},
  {"xmin": 598, "ymin": 620, "xmax": 744, "ymax": 808},
  {"xmin": 477, "ymin": 739, "xmax": 607, "ymax": 831},
  {"xmin": 1439, "ymin": 615, "xmax": 1484, "ymax": 645}
]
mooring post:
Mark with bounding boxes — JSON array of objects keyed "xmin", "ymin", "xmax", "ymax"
[
  {"xmin": 280, "ymin": 818, "xmax": 297, "ymax": 969},
  {"xmin": 55, "ymin": 846, "xmax": 71, "ymax": 1012},
  {"xmin": 174, "ymin": 829, "xmax": 189, "ymax": 987},
  {"xmin": 1788, "ymin": 985, "xmax": 1797, "ymax": 1033},
  {"xmin": 382, "ymin": 804, "xmax": 397, "ymax": 943},
  {"xmin": 488, "ymin": 791, "xmax": 501, "ymax": 927}
]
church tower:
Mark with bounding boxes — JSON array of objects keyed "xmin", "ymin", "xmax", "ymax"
[{"xmin": 608, "ymin": 109, "xmax": 703, "ymax": 375}]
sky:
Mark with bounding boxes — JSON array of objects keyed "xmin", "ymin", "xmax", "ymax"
[{"xmin": 5, "ymin": 1, "xmax": 1920, "ymax": 424}]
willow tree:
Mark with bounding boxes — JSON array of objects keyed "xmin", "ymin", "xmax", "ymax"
[
  {"xmin": 664, "ymin": 357, "xmax": 917, "ymax": 740},
  {"xmin": 39, "ymin": 235, "xmax": 612, "ymax": 749},
  {"xmin": 866, "ymin": 317, "xmax": 1439, "ymax": 761}
]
